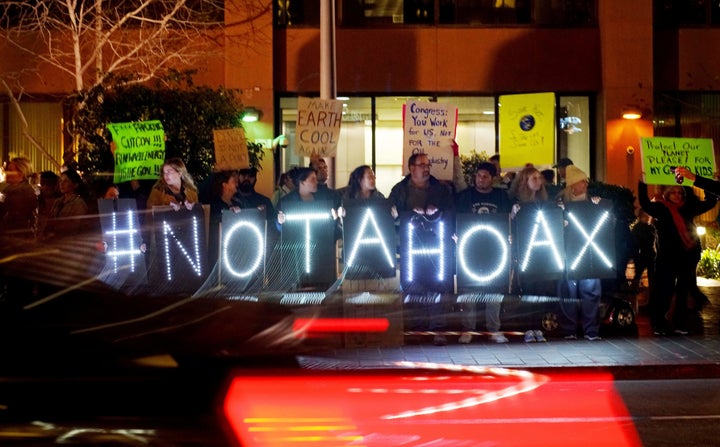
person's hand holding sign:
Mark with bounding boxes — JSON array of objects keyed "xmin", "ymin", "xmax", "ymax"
[{"xmin": 675, "ymin": 167, "xmax": 696, "ymax": 182}]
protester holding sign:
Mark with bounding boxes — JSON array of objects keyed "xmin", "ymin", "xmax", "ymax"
[
  {"xmin": 508, "ymin": 166, "xmax": 553, "ymax": 343},
  {"xmin": 389, "ymin": 153, "xmax": 454, "ymax": 219},
  {"xmin": 389, "ymin": 153, "xmax": 455, "ymax": 346},
  {"xmin": 557, "ymin": 165, "xmax": 604, "ymax": 341},
  {"xmin": 638, "ymin": 175, "xmax": 718, "ymax": 335},
  {"xmin": 147, "ymin": 158, "xmax": 199, "ymax": 210},
  {"xmin": 455, "ymin": 161, "xmax": 512, "ymax": 344},
  {"xmin": 342, "ymin": 165, "xmax": 385, "ymax": 201}
]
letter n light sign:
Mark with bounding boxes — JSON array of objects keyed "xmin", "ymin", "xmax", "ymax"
[{"xmin": 149, "ymin": 205, "xmax": 207, "ymax": 294}]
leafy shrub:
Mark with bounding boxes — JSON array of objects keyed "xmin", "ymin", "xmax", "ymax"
[
  {"xmin": 459, "ymin": 149, "xmax": 491, "ymax": 188},
  {"xmin": 73, "ymin": 70, "xmax": 264, "ymax": 184},
  {"xmin": 697, "ymin": 248, "xmax": 720, "ymax": 279}
]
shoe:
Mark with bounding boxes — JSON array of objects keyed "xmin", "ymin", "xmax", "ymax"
[
  {"xmin": 524, "ymin": 330, "xmax": 536, "ymax": 343},
  {"xmin": 490, "ymin": 332, "xmax": 509, "ymax": 343},
  {"xmin": 563, "ymin": 334, "xmax": 577, "ymax": 340},
  {"xmin": 584, "ymin": 334, "xmax": 602, "ymax": 341},
  {"xmin": 458, "ymin": 332, "xmax": 473, "ymax": 344},
  {"xmin": 533, "ymin": 330, "xmax": 546, "ymax": 342},
  {"xmin": 433, "ymin": 334, "xmax": 448, "ymax": 346},
  {"xmin": 673, "ymin": 328, "xmax": 689, "ymax": 335}
]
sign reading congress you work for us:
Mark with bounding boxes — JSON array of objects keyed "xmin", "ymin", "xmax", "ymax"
[
  {"xmin": 295, "ymin": 97, "xmax": 343, "ymax": 157},
  {"xmin": 640, "ymin": 137, "xmax": 715, "ymax": 185},
  {"xmin": 402, "ymin": 100, "xmax": 458, "ymax": 181},
  {"xmin": 108, "ymin": 120, "xmax": 166, "ymax": 184}
]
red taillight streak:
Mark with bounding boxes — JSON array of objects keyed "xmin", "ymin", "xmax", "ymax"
[
  {"xmin": 292, "ymin": 318, "xmax": 390, "ymax": 334},
  {"xmin": 223, "ymin": 369, "xmax": 642, "ymax": 447}
]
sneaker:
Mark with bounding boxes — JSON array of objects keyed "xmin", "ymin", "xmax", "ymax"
[
  {"xmin": 524, "ymin": 330, "xmax": 536, "ymax": 343},
  {"xmin": 533, "ymin": 330, "xmax": 547, "ymax": 342},
  {"xmin": 584, "ymin": 334, "xmax": 602, "ymax": 341},
  {"xmin": 433, "ymin": 334, "xmax": 448, "ymax": 346},
  {"xmin": 490, "ymin": 332, "xmax": 509, "ymax": 343},
  {"xmin": 563, "ymin": 334, "xmax": 578, "ymax": 340},
  {"xmin": 458, "ymin": 332, "xmax": 473, "ymax": 344},
  {"xmin": 673, "ymin": 328, "xmax": 689, "ymax": 335}
]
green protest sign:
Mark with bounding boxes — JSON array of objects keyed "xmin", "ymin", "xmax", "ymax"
[
  {"xmin": 640, "ymin": 137, "xmax": 715, "ymax": 185},
  {"xmin": 107, "ymin": 120, "xmax": 166, "ymax": 184}
]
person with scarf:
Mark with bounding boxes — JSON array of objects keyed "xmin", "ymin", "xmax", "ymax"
[{"xmin": 638, "ymin": 176, "xmax": 717, "ymax": 335}]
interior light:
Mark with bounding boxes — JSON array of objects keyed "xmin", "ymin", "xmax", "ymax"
[
  {"xmin": 622, "ymin": 106, "xmax": 643, "ymax": 120},
  {"xmin": 242, "ymin": 107, "xmax": 261, "ymax": 123}
]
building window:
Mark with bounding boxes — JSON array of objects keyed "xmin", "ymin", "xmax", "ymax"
[
  {"xmin": 277, "ymin": 94, "xmax": 593, "ymax": 195},
  {"xmin": 276, "ymin": 1, "xmax": 596, "ymax": 27}
]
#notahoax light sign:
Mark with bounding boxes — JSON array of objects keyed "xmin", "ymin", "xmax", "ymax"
[{"xmin": 98, "ymin": 200, "xmax": 616, "ymax": 294}]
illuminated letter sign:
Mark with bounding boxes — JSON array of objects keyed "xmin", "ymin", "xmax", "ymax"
[
  {"xmin": 514, "ymin": 204, "xmax": 565, "ymax": 280},
  {"xmin": 342, "ymin": 200, "xmax": 396, "ymax": 280},
  {"xmin": 564, "ymin": 201, "xmax": 616, "ymax": 279},
  {"xmin": 399, "ymin": 212, "xmax": 454, "ymax": 293},
  {"xmin": 280, "ymin": 201, "xmax": 337, "ymax": 287},
  {"xmin": 456, "ymin": 213, "xmax": 510, "ymax": 292},
  {"xmin": 149, "ymin": 205, "xmax": 207, "ymax": 293},
  {"xmin": 97, "ymin": 198, "xmax": 148, "ymax": 289},
  {"xmin": 220, "ymin": 208, "xmax": 266, "ymax": 290}
]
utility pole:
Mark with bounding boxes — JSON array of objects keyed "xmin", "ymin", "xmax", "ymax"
[{"xmin": 320, "ymin": 0, "xmax": 337, "ymax": 100}]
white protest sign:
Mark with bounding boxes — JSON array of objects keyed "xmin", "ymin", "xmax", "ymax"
[{"xmin": 403, "ymin": 100, "xmax": 458, "ymax": 181}]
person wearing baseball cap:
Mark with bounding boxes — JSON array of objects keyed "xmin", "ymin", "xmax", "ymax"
[{"xmin": 552, "ymin": 157, "xmax": 574, "ymax": 188}]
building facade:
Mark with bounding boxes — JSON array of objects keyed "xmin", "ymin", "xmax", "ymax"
[{"xmin": 4, "ymin": 1, "xmax": 720, "ymax": 200}]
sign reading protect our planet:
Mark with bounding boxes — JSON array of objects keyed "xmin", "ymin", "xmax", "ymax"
[
  {"xmin": 213, "ymin": 128, "xmax": 249, "ymax": 171},
  {"xmin": 108, "ymin": 120, "xmax": 165, "ymax": 184},
  {"xmin": 402, "ymin": 100, "xmax": 458, "ymax": 181},
  {"xmin": 295, "ymin": 97, "xmax": 343, "ymax": 157},
  {"xmin": 640, "ymin": 137, "xmax": 715, "ymax": 185}
]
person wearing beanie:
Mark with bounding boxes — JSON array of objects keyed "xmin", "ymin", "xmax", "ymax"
[
  {"xmin": 557, "ymin": 165, "xmax": 604, "ymax": 340},
  {"xmin": 559, "ymin": 165, "xmax": 589, "ymax": 202}
]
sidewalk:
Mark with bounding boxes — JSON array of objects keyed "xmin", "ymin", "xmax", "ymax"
[{"xmin": 298, "ymin": 280, "xmax": 720, "ymax": 379}]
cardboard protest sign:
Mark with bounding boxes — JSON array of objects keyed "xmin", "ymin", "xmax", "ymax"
[
  {"xmin": 402, "ymin": 100, "xmax": 458, "ymax": 181},
  {"xmin": 108, "ymin": 120, "xmax": 165, "ymax": 183},
  {"xmin": 213, "ymin": 128, "xmax": 250, "ymax": 171},
  {"xmin": 295, "ymin": 97, "xmax": 343, "ymax": 157},
  {"xmin": 640, "ymin": 137, "xmax": 715, "ymax": 185}
]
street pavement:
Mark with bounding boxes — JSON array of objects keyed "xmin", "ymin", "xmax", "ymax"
[{"xmin": 299, "ymin": 278, "xmax": 720, "ymax": 379}]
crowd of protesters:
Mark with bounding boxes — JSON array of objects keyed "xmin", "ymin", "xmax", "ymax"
[{"xmin": 2, "ymin": 148, "xmax": 715, "ymax": 346}]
